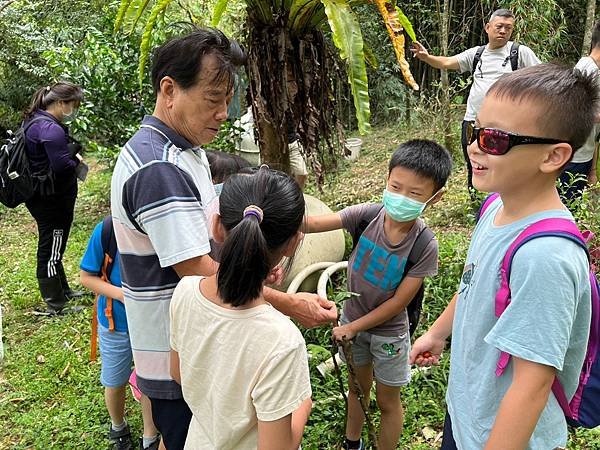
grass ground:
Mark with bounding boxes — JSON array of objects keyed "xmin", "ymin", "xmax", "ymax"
[{"xmin": 1, "ymin": 123, "xmax": 599, "ymax": 449}]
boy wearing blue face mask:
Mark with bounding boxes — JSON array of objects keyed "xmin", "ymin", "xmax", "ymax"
[{"xmin": 305, "ymin": 139, "xmax": 452, "ymax": 450}]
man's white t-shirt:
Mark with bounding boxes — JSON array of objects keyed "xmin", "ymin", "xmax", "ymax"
[
  {"xmin": 572, "ymin": 56, "xmax": 599, "ymax": 163},
  {"xmin": 456, "ymin": 41, "xmax": 541, "ymax": 121},
  {"xmin": 170, "ymin": 276, "xmax": 312, "ymax": 450}
]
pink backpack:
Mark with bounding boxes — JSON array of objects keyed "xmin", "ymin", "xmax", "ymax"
[{"xmin": 479, "ymin": 193, "xmax": 600, "ymax": 428}]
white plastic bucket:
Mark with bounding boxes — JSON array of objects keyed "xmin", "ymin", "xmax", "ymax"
[
  {"xmin": 237, "ymin": 147, "xmax": 261, "ymax": 166},
  {"xmin": 344, "ymin": 137, "xmax": 362, "ymax": 161}
]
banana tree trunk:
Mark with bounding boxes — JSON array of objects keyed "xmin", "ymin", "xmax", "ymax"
[{"xmin": 247, "ymin": 20, "xmax": 291, "ymax": 173}]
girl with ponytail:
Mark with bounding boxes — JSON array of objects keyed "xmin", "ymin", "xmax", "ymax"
[{"xmin": 169, "ymin": 167, "xmax": 312, "ymax": 450}]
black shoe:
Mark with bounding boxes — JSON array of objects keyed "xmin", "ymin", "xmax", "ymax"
[
  {"xmin": 139, "ymin": 437, "xmax": 160, "ymax": 450},
  {"xmin": 38, "ymin": 276, "xmax": 68, "ymax": 312},
  {"xmin": 109, "ymin": 424, "xmax": 134, "ymax": 450},
  {"xmin": 64, "ymin": 288, "xmax": 86, "ymax": 299},
  {"xmin": 57, "ymin": 263, "xmax": 87, "ymax": 299}
]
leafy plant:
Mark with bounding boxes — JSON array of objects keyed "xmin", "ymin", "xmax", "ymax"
[{"xmin": 114, "ymin": 0, "xmax": 419, "ymax": 177}]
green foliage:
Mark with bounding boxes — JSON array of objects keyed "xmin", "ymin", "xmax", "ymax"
[
  {"xmin": 138, "ymin": 0, "xmax": 172, "ymax": 88},
  {"xmin": 352, "ymin": 4, "xmax": 407, "ymax": 126},
  {"xmin": 322, "ymin": 0, "xmax": 371, "ymax": 134},
  {"xmin": 204, "ymin": 120, "xmax": 243, "ymax": 153},
  {"xmin": 396, "ymin": 7, "xmax": 416, "ymax": 42},
  {"xmin": 0, "ymin": 1, "xmax": 151, "ymax": 156},
  {"xmin": 558, "ymin": 175, "xmax": 600, "ymax": 263},
  {"xmin": 211, "ymin": 0, "xmax": 230, "ymax": 26},
  {"xmin": 489, "ymin": 0, "xmax": 567, "ymax": 62}
]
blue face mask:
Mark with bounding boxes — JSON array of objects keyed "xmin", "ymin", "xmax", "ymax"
[
  {"xmin": 382, "ymin": 188, "xmax": 437, "ymax": 222},
  {"xmin": 214, "ymin": 183, "xmax": 224, "ymax": 196}
]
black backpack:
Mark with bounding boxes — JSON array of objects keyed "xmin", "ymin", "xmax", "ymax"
[
  {"xmin": 471, "ymin": 42, "xmax": 520, "ymax": 75},
  {"xmin": 351, "ymin": 205, "xmax": 435, "ymax": 337},
  {"xmin": 0, "ymin": 117, "xmax": 52, "ymax": 208}
]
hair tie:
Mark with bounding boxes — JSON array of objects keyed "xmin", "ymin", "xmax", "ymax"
[
  {"xmin": 243, "ymin": 205, "xmax": 263, "ymax": 223},
  {"xmin": 45, "ymin": 85, "xmax": 51, "ymax": 92}
]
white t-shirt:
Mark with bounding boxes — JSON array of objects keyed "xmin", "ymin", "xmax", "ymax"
[
  {"xmin": 572, "ymin": 56, "xmax": 599, "ymax": 163},
  {"xmin": 170, "ymin": 276, "xmax": 312, "ymax": 450},
  {"xmin": 456, "ymin": 42, "xmax": 541, "ymax": 121}
]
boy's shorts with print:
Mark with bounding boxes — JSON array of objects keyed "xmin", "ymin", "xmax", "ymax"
[
  {"xmin": 339, "ymin": 314, "xmax": 411, "ymax": 387},
  {"xmin": 98, "ymin": 324, "xmax": 133, "ymax": 388}
]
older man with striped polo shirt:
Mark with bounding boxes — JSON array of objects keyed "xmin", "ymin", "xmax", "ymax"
[{"xmin": 111, "ymin": 28, "xmax": 337, "ymax": 450}]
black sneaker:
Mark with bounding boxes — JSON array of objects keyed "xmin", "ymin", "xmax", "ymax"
[
  {"xmin": 139, "ymin": 437, "xmax": 160, "ymax": 450},
  {"xmin": 109, "ymin": 424, "xmax": 134, "ymax": 450},
  {"xmin": 342, "ymin": 438, "xmax": 364, "ymax": 450}
]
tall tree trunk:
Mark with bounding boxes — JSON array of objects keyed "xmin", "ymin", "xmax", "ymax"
[
  {"xmin": 246, "ymin": 18, "xmax": 340, "ymax": 182},
  {"xmin": 438, "ymin": 0, "xmax": 453, "ymax": 152},
  {"xmin": 247, "ymin": 22, "xmax": 290, "ymax": 173},
  {"xmin": 582, "ymin": 0, "xmax": 596, "ymax": 56}
]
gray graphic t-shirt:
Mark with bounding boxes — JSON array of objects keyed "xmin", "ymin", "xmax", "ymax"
[{"xmin": 339, "ymin": 203, "xmax": 438, "ymax": 336}]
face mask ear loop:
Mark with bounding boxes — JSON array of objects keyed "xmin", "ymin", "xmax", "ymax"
[{"xmin": 424, "ymin": 188, "xmax": 443, "ymax": 207}]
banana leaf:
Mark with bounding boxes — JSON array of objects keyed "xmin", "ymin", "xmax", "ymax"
[
  {"xmin": 396, "ymin": 6, "xmax": 416, "ymax": 42},
  {"xmin": 211, "ymin": 0, "xmax": 229, "ymax": 26},
  {"xmin": 321, "ymin": 0, "xmax": 371, "ymax": 134}
]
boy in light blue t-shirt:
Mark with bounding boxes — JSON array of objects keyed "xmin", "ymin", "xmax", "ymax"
[{"xmin": 411, "ymin": 64, "xmax": 595, "ymax": 449}]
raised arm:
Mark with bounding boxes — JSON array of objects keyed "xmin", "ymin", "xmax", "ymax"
[
  {"xmin": 303, "ymin": 212, "xmax": 343, "ymax": 233},
  {"xmin": 410, "ymin": 42, "xmax": 460, "ymax": 71},
  {"xmin": 264, "ymin": 287, "xmax": 337, "ymax": 328}
]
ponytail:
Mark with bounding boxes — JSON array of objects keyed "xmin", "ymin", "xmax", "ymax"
[
  {"xmin": 216, "ymin": 169, "xmax": 305, "ymax": 307},
  {"xmin": 25, "ymin": 82, "xmax": 83, "ymax": 118},
  {"xmin": 217, "ymin": 213, "xmax": 270, "ymax": 306}
]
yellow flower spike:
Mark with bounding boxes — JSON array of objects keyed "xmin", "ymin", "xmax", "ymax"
[{"xmin": 373, "ymin": 0, "xmax": 419, "ymax": 91}]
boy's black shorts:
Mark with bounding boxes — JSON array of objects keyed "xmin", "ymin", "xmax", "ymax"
[{"xmin": 150, "ymin": 397, "xmax": 193, "ymax": 450}]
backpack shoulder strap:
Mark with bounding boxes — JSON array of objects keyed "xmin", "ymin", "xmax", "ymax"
[
  {"xmin": 472, "ymin": 45, "xmax": 486, "ymax": 74},
  {"xmin": 509, "ymin": 42, "xmax": 520, "ymax": 71},
  {"xmin": 494, "ymin": 218, "xmax": 588, "ymax": 376},
  {"xmin": 100, "ymin": 215, "xmax": 119, "ymax": 332},
  {"xmin": 100, "ymin": 216, "xmax": 118, "ymax": 279},
  {"xmin": 404, "ymin": 226, "xmax": 435, "ymax": 275},
  {"xmin": 351, "ymin": 203, "xmax": 384, "ymax": 250},
  {"xmin": 477, "ymin": 193, "xmax": 500, "ymax": 222}
]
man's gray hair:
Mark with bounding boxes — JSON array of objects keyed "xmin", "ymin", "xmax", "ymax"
[{"xmin": 490, "ymin": 9, "xmax": 515, "ymax": 21}]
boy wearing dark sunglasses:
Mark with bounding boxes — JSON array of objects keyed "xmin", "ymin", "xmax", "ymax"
[{"xmin": 410, "ymin": 64, "xmax": 597, "ymax": 450}]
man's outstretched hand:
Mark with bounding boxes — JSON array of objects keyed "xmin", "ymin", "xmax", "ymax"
[{"xmin": 290, "ymin": 292, "xmax": 337, "ymax": 328}]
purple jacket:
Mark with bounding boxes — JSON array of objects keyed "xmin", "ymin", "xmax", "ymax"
[{"xmin": 24, "ymin": 110, "xmax": 77, "ymax": 176}]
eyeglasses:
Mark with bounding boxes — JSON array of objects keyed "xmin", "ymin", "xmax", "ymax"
[{"xmin": 466, "ymin": 123, "xmax": 570, "ymax": 156}]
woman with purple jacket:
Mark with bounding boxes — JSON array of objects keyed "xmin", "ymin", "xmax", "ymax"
[{"xmin": 24, "ymin": 82, "xmax": 85, "ymax": 314}]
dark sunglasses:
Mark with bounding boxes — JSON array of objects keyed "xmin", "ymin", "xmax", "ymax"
[{"xmin": 466, "ymin": 123, "xmax": 570, "ymax": 156}]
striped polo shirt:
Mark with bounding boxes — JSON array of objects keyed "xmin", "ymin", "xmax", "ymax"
[{"xmin": 110, "ymin": 115, "xmax": 216, "ymax": 399}]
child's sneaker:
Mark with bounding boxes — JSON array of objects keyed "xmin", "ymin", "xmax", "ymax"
[{"xmin": 108, "ymin": 423, "xmax": 134, "ymax": 450}]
